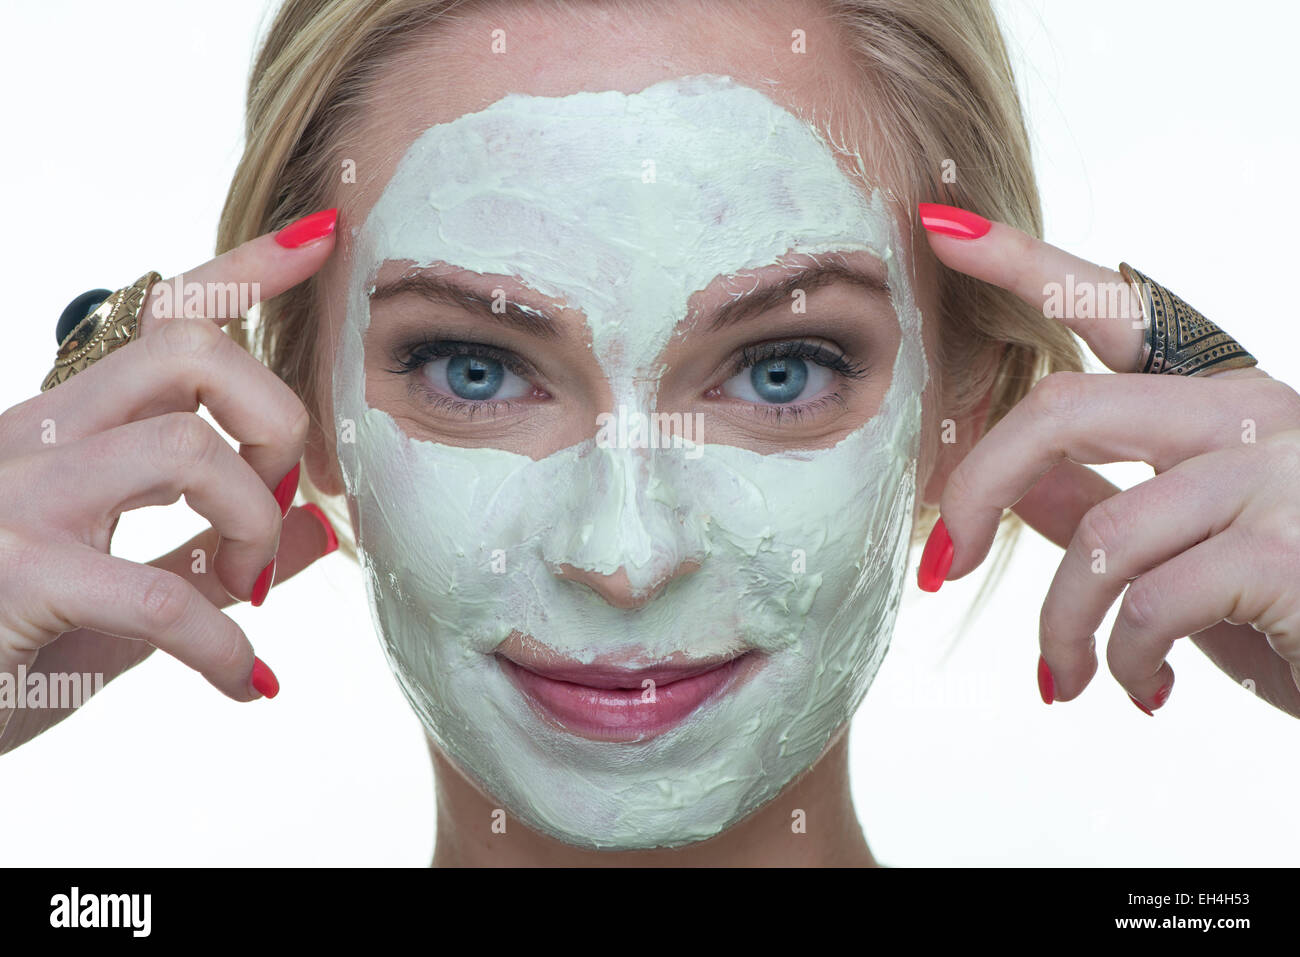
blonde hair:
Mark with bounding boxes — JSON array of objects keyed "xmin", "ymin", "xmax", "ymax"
[{"xmin": 219, "ymin": 0, "xmax": 1084, "ymax": 628}]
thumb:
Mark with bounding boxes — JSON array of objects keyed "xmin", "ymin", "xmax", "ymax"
[{"xmin": 148, "ymin": 503, "xmax": 340, "ymax": 610}]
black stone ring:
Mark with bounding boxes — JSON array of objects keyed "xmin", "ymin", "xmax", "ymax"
[{"xmin": 56, "ymin": 288, "xmax": 113, "ymax": 346}]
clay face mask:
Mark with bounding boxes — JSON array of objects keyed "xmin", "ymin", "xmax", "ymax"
[{"xmin": 334, "ymin": 75, "xmax": 929, "ymax": 849}]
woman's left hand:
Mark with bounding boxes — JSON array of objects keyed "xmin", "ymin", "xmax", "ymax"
[{"xmin": 916, "ymin": 203, "xmax": 1300, "ymax": 719}]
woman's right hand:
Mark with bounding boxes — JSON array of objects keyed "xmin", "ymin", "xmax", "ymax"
[{"xmin": 0, "ymin": 209, "xmax": 341, "ymax": 753}]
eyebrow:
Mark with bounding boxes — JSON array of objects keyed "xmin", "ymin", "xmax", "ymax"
[
  {"xmin": 703, "ymin": 262, "xmax": 891, "ymax": 332},
  {"xmin": 370, "ymin": 273, "xmax": 561, "ymax": 339},
  {"xmin": 371, "ymin": 261, "xmax": 890, "ymax": 338}
]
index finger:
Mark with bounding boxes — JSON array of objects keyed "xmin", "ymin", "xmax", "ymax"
[
  {"xmin": 139, "ymin": 208, "xmax": 338, "ymax": 333},
  {"xmin": 917, "ymin": 202, "xmax": 1146, "ymax": 372}
]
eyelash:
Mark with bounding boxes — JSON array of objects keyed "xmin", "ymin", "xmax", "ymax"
[
  {"xmin": 721, "ymin": 340, "xmax": 870, "ymax": 424},
  {"xmin": 730, "ymin": 339, "xmax": 868, "ymax": 380},
  {"xmin": 385, "ymin": 338, "xmax": 536, "ymax": 418},
  {"xmin": 386, "ymin": 336, "xmax": 870, "ymax": 423}
]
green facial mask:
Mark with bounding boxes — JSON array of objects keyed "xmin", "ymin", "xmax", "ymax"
[{"xmin": 334, "ymin": 75, "xmax": 929, "ymax": 849}]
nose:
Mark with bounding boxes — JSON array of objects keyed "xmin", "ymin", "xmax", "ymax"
[{"xmin": 550, "ymin": 559, "xmax": 701, "ymax": 610}]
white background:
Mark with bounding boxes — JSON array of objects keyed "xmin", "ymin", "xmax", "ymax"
[{"xmin": 1, "ymin": 0, "xmax": 1296, "ymax": 865}]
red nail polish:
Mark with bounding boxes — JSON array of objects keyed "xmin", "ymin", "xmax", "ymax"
[
  {"xmin": 273, "ymin": 462, "xmax": 300, "ymax": 518},
  {"xmin": 250, "ymin": 656, "xmax": 279, "ymax": 699},
  {"xmin": 1037, "ymin": 654, "xmax": 1055, "ymax": 705},
  {"xmin": 918, "ymin": 202, "xmax": 992, "ymax": 240},
  {"xmin": 274, "ymin": 208, "xmax": 338, "ymax": 249},
  {"xmin": 299, "ymin": 502, "xmax": 339, "ymax": 556},
  {"xmin": 917, "ymin": 517, "xmax": 954, "ymax": 592},
  {"xmin": 251, "ymin": 559, "xmax": 275, "ymax": 607},
  {"xmin": 1152, "ymin": 683, "xmax": 1172, "ymax": 708},
  {"xmin": 1129, "ymin": 693, "xmax": 1154, "ymax": 716}
]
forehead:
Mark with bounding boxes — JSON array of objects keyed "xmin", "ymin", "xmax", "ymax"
[
  {"xmin": 338, "ymin": 0, "xmax": 880, "ymax": 225},
  {"xmin": 363, "ymin": 74, "xmax": 885, "ymax": 289}
]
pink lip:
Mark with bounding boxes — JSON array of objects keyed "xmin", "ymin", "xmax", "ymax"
[{"xmin": 496, "ymin": 650, "xmax": 758, "ymax": 743}]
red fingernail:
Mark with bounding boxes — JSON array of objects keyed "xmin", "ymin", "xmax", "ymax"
[
  {"xmin": 251, "ymin": 559, "xmax": 275, "ymax": 607},
  {"xmin": 1129, "ymin": 693, "xmax": 1154, "ymax": 716},
  {"xmin": 1153, "ymin": 683, "xmax": 1172, "ymax": 708},
  {"xmin": 250, "ymin": 656, "xmax": 279, "ymax": 699},
  {"xmin": 1037, "ymin": 654, "xmax": 1055, "ymax": 705},
  {"xmin": 274, "ymin": 208, "xmax": 338, "ymax": 249},
  {"xmin": 918, "ymin": 202, "xmax": 992, "ymax": 240},
  {"xmin": 273, "ymin": 462, "xmax": 300, "ymax": 518},
  {"xmin": 299, "ymin": 502, "xmax": 339, "ymax": 556},
  {"xmin": 917, "ymin": 517, "xmax": 954, "ymax": 592}
]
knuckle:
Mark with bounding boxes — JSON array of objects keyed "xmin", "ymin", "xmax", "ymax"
[
  {"xmin": 154, "ymin": 412, "xmax": 217, "ymax": 471},
  {"xmin": 940, "ymin": 459, "xmax": 978, "ymax": 513},
  {"xmin": 1248, "ymin": 511, "xmax": 1300, "ymax": 556},
  {"xmin": 1027, "ymin": 371, "xmax": 1088, "ymax": 421},
  {"xmin": 1115, "ymin": 579, "xmax": 1162, "ymax": 640},
  {"xmin": 152, "ymin": 315, "xmax": 223, "ymax": 363},
  {"xmin": 1038, "ymin": 603, "xmax": 1066, "ymax": 653},
  {"xmin": 1260, "ymin": 379, "xmax": 1300, "ymax": 423},
  {"xmin": 137, "ymin": 569, "xmax": 193, "ymax": 634},
  {"xmin": 1006, "ymin": 230, "xmax": 1040, "ymax": 294},
  {"xmin": 220, "ymin": 242, "xmax": 258, "ymax": 283},
  {"xmin": 1074, "ymin": 500, "xmax": 1127, "ymax": 565},
  {"xmin": 1265, "ymin": 434, "xmax": 1300, "ymax": 479},
  {"xmin": 255, "ymin": 483, "xmax": 284, "ymax": 543},
  {"xmin": 0, "ymin": 395, "xmax": 48, "ymax": 450},
  {"xmin": 209, "ymin": 621, "xmax": 250, "ymax": 679}
]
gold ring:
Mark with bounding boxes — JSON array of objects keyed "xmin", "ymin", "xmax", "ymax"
[
  {"xmin": 41, "ymin": 271, "xmax": 162, "ymax": 392},
  {"xmin": 1119, "ymin": 262, "xmax": 1257, "ymax": 376}
]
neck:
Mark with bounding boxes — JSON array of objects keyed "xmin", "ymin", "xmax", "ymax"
[{"xmin": 429, "ymin": 726, "xmax": 877, "ymax": 867}]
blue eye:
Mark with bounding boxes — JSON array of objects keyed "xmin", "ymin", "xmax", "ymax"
[
  {"xmin": 749, "ymin": 357, "xmax": 808, "ymax": 403},
  {"xmin": 388, "ymin": 339, "xmax": 534, "ymax": 408},
  {"xmin": 447, "ymin": 355, "xmax": 506, "ymax": 400},
  {"xmin": 721, "ymin": 341, "xmax": 854, "ymax": 407}
]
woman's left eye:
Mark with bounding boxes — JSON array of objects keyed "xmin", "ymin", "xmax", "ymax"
[
  {"xmin": 726, "ymin": 355, "xmax": 825, "ymax": 404},
  {"xmin": 433, "ymin": 354, "xmax": 530, "ymax": 401},
  {"xmin": 718, "ymin": 340, "xmax": 866, "ymax": 408}
]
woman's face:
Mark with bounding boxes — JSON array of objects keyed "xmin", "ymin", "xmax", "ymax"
[{"xmin": 308, "ymin": 1, "xmax": 947, "ymax": 849}]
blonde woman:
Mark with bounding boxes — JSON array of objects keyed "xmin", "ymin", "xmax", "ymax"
[{"xmin": 3, "ymin": 0, "xmax": 1298, "ymax": 867}]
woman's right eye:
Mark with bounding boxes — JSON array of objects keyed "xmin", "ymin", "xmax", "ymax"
[{"xmin": 386, "ymin": 340, "xmax": 542, "ymax": 413}]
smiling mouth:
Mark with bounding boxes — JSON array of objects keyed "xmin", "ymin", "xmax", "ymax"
[{"xmin": 494, "ymin": 639, "xmax": 761, "ymax": 743}]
